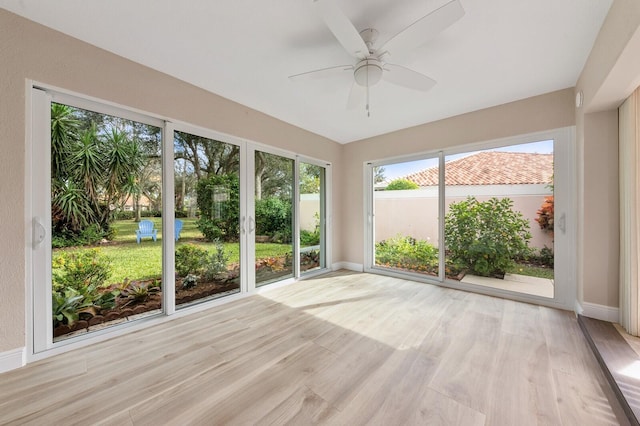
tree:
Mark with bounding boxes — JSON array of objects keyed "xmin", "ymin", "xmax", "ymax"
[
  {"xmin": 174, "ymin": 131, "xmax": 239, "ymax": 180},
  {"xmin": 196, "ymin": 174, "xmax": 240, "ymax": 241},
  {"xmin": 254, "ymin": 151, "xmax": 293, "ymax": 200},
  {"xmin": 374, "ymin": 166, "xmax": 386, "ymax": 184},
  {"xmin": 50, "ymin": 103, "xmax": 152, "ymax": 243},
  {"xmin": 385, "ymin": 178, "xmax": 419, "ymax": 190},
  {"xmin": 51, "ymin": 104, "xmax": 95, "ymax": 234},
  {"xmin": 300, "ymin": 163, "xmax": 321, "ymax": 194}
]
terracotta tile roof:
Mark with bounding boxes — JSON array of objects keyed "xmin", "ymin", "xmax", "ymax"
[{"xmin": 402, "ymin": 151, "xmax": 553, "ymax": 186}]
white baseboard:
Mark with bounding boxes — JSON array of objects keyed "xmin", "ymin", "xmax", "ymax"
[
  {"xmin": 0, "ymin": 347, "xmax": 25, "ymax": 374},
  {"xmin": 332, "ymin": 262, "xmax": 364, "ymax": 272},
  {"xmin": 578, "ymin": 302, "xmax": 620, "ymax": 323}
]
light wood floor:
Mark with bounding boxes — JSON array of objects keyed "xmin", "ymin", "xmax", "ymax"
[{"xmin": 0, "ymin": 271, "xmax": 622, "ymax": 425}]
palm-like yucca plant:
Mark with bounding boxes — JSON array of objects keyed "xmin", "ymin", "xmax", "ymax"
[
  {"xmin": 101, "ymin": 128, "xmax": 144, "ymax": 224},
  {"xmin": 50, "ymin": 103, "xmax": 80, "ymax": 181},
  {"xmin": 52, "ymin": 181, "xmax": 95, "ymax": 231},
  {"xmin": 70, "ymin": 124, "xmax": 104, "ymax": 214}
]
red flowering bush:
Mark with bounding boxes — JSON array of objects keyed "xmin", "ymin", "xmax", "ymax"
[{"xmin": 535, "ymin": 196, "xmax": 554, "ymax": 235}]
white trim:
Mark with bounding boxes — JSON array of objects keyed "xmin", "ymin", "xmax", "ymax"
[
  {"xmin": 324, "ymin": 163, "xmax": 333, "ymax": 270},
  {"xmin": 24, "ymin": 80, "xmax": 35, "ymax": 359},
  {"xmin": 363, "ymin": 163, "xmax": 374, "ymax": 271},
  {"xmin": 580, "ymin": 302, "xmax": 620, "ymax": 323},
  {"xmin": 332, "ymin": 262, "xmax": 364, "ymax": 272},
  {"xmin": 255, "ymin": 277, "xmax": 297, "ymax": 293},
  {"xmin": 163, "ymin": 121, "xmax": 176, "ymax": 315},
  {"xmin": 293, "ymin": 157, "xmax": 301, "ymax": 278},
  {"xmin": 34, "ymin": 81, "xmax": 165, "ymax": 128},
  {"xmin": 0, "ymin": 348, "xmax": 26, "ymax": 374}
]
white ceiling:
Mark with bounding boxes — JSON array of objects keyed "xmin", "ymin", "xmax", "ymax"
[{"xmin": 1, "ymin": 0, "xmax": 613, "ymax": 143}]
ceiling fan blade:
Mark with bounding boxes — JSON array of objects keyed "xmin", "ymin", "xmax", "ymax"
[
  {"xmin": 383, "ymin": 64, "xmax": 436, "ymax": 91},
  {"xmin": 289, "ymin": 64, "xmax": 353, "ymax": 81},
  {"xmin": 378, "ymin": 0, "xmax": 464, "ymax": 61},
  {"xmin": 346, "ymin": 82, "xmax": 366, "ymax": 110},
  {"xmin": 314, "ymin": 0, "xmax": 369, "ymax": 60}
]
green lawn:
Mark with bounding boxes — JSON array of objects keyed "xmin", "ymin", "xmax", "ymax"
[
  {"xmin": 54, "ymin": 219, "xmax": 293, "ymax": 285},
  {"xmin": 506, "ymin": 263, "xmax": 554, "ymax": 280},
  {"xmin": 110, "ymin": 217, "xmax": 203, "ymax": 243}
]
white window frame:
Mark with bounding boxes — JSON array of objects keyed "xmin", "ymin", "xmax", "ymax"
[{"xmin": 297, "ymin": 156, "xmax": 333, "ymax": 279}]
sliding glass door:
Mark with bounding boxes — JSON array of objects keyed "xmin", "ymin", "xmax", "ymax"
[
  {"xmin": 365, "ymin": 128, "xmax": 575, "ymax": 309},
  {"xmin": 31, "ymin": 87, "xmax": 332, "ymax": 354},
  {"xmin": 372, "ymin": 156, "xmax": 441, "ymax": 279},
  {"xmin": 253, "ymin": 150, "xmax": 295, "ymax": 287},
  {"xmin": 444, "ymin": 141, "xmax": 555, "ymax": 299},
  {"xmin": 173, "ymin": 130, "xmax": 241, "ymax": 308},
  {"xmin": 32, "ymin": 90, "xmax": 165, "ymax": 348},
  {"xmin": 299, "ymin": 161, "xmax": 328, "ymax": 275}
]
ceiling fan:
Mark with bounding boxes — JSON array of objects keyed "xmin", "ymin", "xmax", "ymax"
[{"xmin": 290, "ymin": 0, "xmax": 465, "ymax": 116}]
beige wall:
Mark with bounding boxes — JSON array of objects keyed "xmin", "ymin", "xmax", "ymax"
[
  {"xmin": 575, "ymin": 0, "xmax": 640, "ymax": 309},
  {"xmin": 341, "ymin": 89, "xmax": 576, "ymax": 265},
  {"xmin": 582, "ymin": 111, "xmax": 619, "ymax": 306},
  {"xmin": 0, "ymin": 9, "xmax": 342, "ymax": 353},
  {"xmin": 374, "ymin": 193, "xmax": 554, "ymax": 250}
]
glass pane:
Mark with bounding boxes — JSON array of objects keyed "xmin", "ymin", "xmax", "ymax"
[
  {"xmin": 373, "ymin": 158, "xmax": 441, "ymax": 278},
  {"xmin": 299, "ymin": 163, "xmax": 325, "ymax": 274},
  {"xmin": 444, "ymin": 141, "xmax": 554, "ymax": 298},
  {"xmin": 174, "ymin": 130, "xmax": 241, "ymax": 308},
  {"xmin": 255, "ymin": 151, "xmax": 294, "ymax": 286},
  {"xmin": 51, "ymin": 103, "xmax": 162, "ymax": 341}
]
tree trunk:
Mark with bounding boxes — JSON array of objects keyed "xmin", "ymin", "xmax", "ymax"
[{"xmin": 135, "ymin": 193, "xmax": 141, "ymax": 222}]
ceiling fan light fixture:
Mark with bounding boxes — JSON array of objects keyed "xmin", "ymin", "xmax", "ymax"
[{"xmin": 354, "ymin": 58, "xmax": 383, "ymax": 87}]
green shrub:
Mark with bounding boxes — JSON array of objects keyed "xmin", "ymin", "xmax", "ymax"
[
  {"xmin": 113, "ymin": 211, "xmax": 135, "ymax": 220},
  {"xmin": 255, "ymin": 197, "xmax": 292, "ymax": 242},
  {"xmin": 197, "ymin": 220, "xmax": 223, "ymax": 241},
  {"xmin": 375, "ymin": 235, "xmax": 438, "ymax": 274},
  {"xmin": 300, "ymin": 229, "xmax": 320, "ymax": 246},
  {"xmin": 181, "ymin": 274, "xmax": 198, "ymax": 289},
  {"xmin": 204, "ymin": 240, "xmax": 229, "ymax": 281},
  {"xmin": 175, "ymin": 244, "xmax": 209, "ymax": 277},
  {"xmin": 385, "ymin": 179, "xmax": 419, "ymax": 190},
  {"xmin": 52, "ymin": 288, "xmax": 87, "ymax": 327},
  {"xmin": 141, "ymin": 210, "xmax": 162, "ymax": 218},
  {"xmin": 52, "ymin": 249, "xmax": 112, "ymax": 292},
  {"xmin": 522, "ymin": 246, "xmax": 554, "ymax": 268},
  {"xmin": 51, "ymin": 223, "xmax": 106, "ymax": 248},
  {"xmin": 196, "ymin": 174, "xmax": 239, "ymax": 241},
  {"xmin": 300, "ymin": 213, "xmax": 320, "ymax": 246},
  {"xmin": 445, "ymin": 197, "xmax": 532, "ymax": 277},
  {"xmin": 51, "ymin": 249, "xmax": 115, "ymax": 326}
]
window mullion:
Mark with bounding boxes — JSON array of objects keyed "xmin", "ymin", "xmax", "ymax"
[{"xmin": 163, "ymin": 122, "xmax": 176, "ymax": 315}]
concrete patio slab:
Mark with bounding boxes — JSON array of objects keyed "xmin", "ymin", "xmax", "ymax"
[{"xmin": 461, "ymin": 273, "xmax": 554, "ymax": 298}]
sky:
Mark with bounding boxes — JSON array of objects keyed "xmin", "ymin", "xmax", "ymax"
[{"xmin": 379, "ymin": 140, "xmax": 553, "ymax": 182}]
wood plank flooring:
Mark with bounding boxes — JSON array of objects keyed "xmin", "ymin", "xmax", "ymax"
[
  {"xmin": 579, "ymin": 316, "xmax": 640, "ymax": 424},
  {"xmin": 0, "ymin": 271, "xmax": 622, "ymax": 425}
]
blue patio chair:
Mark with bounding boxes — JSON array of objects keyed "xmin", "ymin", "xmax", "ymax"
[
  {"xmin": 136, "ymin": 219, "xmax": 157, "ymax": 244},
  {"xmin": 175, "ymin": 219, "xmax": 184, "ymax": 241}
]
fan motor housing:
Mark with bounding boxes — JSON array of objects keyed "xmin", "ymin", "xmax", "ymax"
[{"xmin": 354, "ymin": 58, "xmax": 383, "ymax": 87}]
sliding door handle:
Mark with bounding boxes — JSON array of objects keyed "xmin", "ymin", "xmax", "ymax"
[
  {"xmin": 558, "ymin": 213, "xmax": 566, "ymax": 234},
  {"xmin": 33, "ymin": 218, "xmax": 46, "ymax": 247}
]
